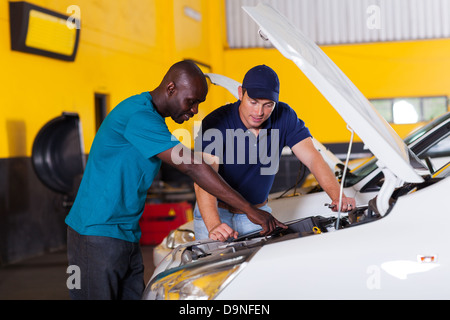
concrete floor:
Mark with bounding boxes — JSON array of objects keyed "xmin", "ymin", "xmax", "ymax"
[{"xmin": 0, "ymin": 245, "xmax": 156, "ymax": 300}]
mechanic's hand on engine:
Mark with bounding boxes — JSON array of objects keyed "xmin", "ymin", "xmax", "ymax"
[
  {"xmin": 246, "ymin": 208, "xmax": 287, "ymax": 236},
  {"xmin": 330, "ymin": 195, "xmax": 356, "ymax": 212},
  {"xmin": 209, "ymin": 223, "xmax": 238, "ymax": 242}
]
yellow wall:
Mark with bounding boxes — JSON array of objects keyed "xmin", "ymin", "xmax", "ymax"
[
  {"xmin": 222, "ymin": 39, "xmax": 450, "ymax": 143},
  {"xmin": 2, "ymin": 0, "xmax": 449, "ymax": 159},
  {"xmin": 0, "ymin": 0, "xmax": 227, "ymax": 158},
  {"xmin": 1, "ymin": 0, "xmax": 166, "ymax": 158}
]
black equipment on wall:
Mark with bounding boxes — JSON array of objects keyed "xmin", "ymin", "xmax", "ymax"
[{"xmin": 31, "ymin": 112, "xmax": 85, "ymax": 197}]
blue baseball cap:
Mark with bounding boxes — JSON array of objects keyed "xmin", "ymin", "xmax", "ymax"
[{"xmin": 242, "ymin": 65, "xmax": 280, "ymax": 104}]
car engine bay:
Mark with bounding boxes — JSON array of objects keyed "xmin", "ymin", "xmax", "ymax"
[
  {"xmin": 174, "ymin": 174, "xmax": 446, "ymax": 268},
  {"xmin": 152, "ymin": 172, "xmax": 445, "ymax": 280},
  {"xmin": 177, "ymin": 204, "xmax": 377, "ymax": 266}
]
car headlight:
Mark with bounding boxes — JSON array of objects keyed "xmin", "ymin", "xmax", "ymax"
[
  {"xmin": 145, "ymin": 253, "xmax": 250, "ymax": 300},
  {"xmin": 166, "ymin": 228, "xmax": 195, "ymax": 249}
]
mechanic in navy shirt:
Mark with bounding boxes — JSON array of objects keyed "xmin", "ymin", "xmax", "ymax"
[{"xmin": 194, "ymin": 65, "xmax": 356, "ymax": 241}]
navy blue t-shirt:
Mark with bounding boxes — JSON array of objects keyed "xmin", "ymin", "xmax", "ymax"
[{"xmin": 195, "ymin": 100, "xmax": 312, "ymax": 205}]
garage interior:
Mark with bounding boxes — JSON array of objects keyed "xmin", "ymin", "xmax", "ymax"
[{"xmin": 1, "ymin": 0, "xmax": 450, "ymax": 300}]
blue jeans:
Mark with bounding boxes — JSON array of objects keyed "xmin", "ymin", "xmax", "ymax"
[
  {"xmin": 193, "ymin": 203, "xmax": 272, "ymax": 240},
  {"xmin": 66, "ymin": 226, "xmax": 144, "ymax": 300}
]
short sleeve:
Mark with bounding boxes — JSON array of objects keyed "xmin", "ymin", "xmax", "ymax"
[
  {"xmin": 124, "ymin": 111, "xmax": 180, "ymax": 159},
  {"xmin": 284, "ymin": 107, "xmax": 312, "ymax": 148},
  {"xmin": 194, "ymin": 113, "xmax": 224, "ymax": 158}
]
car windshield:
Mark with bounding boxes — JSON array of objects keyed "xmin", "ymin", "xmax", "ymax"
[
  {"xmin": 404, "ymin": 112, "xmax": 450, "ymax": 145},
  {"xmin": 344, "ymin": 157, "xmax": 378, "ymax": 186},
  {"xmin": 343, "ymin": 112, "xmax": 450, "ymax": 186}
]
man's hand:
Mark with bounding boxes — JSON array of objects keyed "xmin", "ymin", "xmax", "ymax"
[
  {"xmin": 209, "ymin": 223, "xmax": 238, "ymax": 241},
  {"xmin": 246, "ymin": 208, "xmax": 287, "ymax": 236},
  {"xmin": 330, "ymin": 195, "xmax": 356, "ymax": 212}
]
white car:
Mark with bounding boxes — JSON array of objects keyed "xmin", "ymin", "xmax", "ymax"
[
  {"xmin": 144, "ymin": 3, "xmax": 450, "ymax": 300},
  {"xmin": 153, "ymin": 67, "xmax": 450, "ymax": 268}
]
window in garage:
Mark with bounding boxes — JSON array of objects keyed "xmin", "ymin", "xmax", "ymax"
[
  {"xmin": 95, "ymin": 93, "xmax": 108, "ymax": 132},
  {"xmin": 370, "ymin": 96, "xmax": 448, "ymax": 124}
]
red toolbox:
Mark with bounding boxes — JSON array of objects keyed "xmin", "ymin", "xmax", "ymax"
[{"xmin": 139, "ymin": 202, "xmax": 192, "ymax": 245}]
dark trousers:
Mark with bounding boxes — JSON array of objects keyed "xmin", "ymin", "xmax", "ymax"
[{"xmin": 67, "ymin": 226, "xmax": 145, "ymax": 300}]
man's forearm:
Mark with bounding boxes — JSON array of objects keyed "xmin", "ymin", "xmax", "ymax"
[
  {"xmin": 194, "ymin": 183, "xmax": 221, "ymax": 232},
  {"xmin": 187, "ymin": 162, "xmax": 251, "ymax": 213},
  {"xmin": 292, "ymin": 138, "xmax": 344, "ymax": 201},
  {"xmin": 157, "ymin": 146, "xmax": 285, "ymax": 236},
  {"xmin": 158, "ymin": 146, "xmax": 251, "ymax": 213},
  {"xmin": 309, "ymin": 160, "xmax": 342, "ymax": 200},
  {"xmin": 307, "ymin": 154, "xmax": 355, "ymax": 211}
]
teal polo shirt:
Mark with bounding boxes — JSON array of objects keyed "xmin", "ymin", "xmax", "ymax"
[{"xmin": 65, "ymin": 92, "xmax": 180, "ymax": 243}]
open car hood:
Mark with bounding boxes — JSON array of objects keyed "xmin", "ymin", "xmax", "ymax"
[{"xmin": 243, "ymin": 3, "xmax": 425, "ymax": 184}]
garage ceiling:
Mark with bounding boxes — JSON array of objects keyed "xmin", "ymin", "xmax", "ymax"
[{"xmin": 226, "ymin": 0, "xmax": 450, "ymax": 47}]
